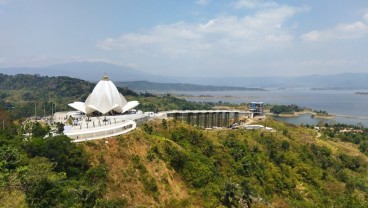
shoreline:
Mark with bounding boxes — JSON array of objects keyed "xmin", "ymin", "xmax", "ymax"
[
  {"xmin": 267, "ymin": 110, "xmax": 335, "ymax": 119},
  {"xmin": 268, "ymin": 111, "xmax": 368, "ymax": 120},
  {"xmin": 334, "ymin": 114, "xmax": 368, "ymax": 120}
]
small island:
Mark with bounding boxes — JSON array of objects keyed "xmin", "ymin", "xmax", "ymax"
[
  {"xmin": 355, "ymin": 92, "xmax": 368, "ymax": 95},
  {"xmin": 268, "ymin": 104, "xmax": 335, "ymax": 119}
]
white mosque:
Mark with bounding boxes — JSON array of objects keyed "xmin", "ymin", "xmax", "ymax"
[{"xmin": 59, "ymin": 75, "xmax": 149, "ymax": 142}]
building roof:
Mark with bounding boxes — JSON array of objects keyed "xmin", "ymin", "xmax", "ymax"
[{"xmin": 68, "ymin": 75, "xmax": 139, "ymax": 115}]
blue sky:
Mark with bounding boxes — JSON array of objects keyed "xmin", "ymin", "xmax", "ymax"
[{"xmin": 0, "ymin": 0, "xmax": 368, "ymax": 77}]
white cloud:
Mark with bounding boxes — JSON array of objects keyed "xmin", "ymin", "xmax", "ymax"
[
  {"xmin": 364, "ymin": 12, "xmax": 368, "ymax": 22},
  {"xmin": 98, "ymin": 34, "xmax": 160, "ymax": 51},
  {"xmin": 300, "ymin": 30, "xmax": 321, "ymax": 42},
  {"xmin": 337, "ymin": 21, "xmax": 367, "ymax": 34},
  {"xmin": 301, "ymin": 12, "xmax": 368, "ymax": 42},
  {"xmin": 233, "ymin": 0, "xmax": 278, "ymax": 9},
  {"xmin": 127, "ymin": 63, "xmax": 138, "ymax": 69},
  {"xmin": 69, "ymin": 57, "xmax": 118, "ymax": 64},
  {"xmin": 98, "ymin": 5, "xmax": 307, "ymax": 58},
  {"xmin": 301, "ymin": 21, "xmax": 368, "ymax": 42},
  {"xmin": 195, "ymin": 0, "xmax": 210, "ymax": 6}
]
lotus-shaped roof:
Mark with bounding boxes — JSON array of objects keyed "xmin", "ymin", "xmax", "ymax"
[{"xmin": 69, "ymin": 75, "xmax": 139, "ymax": 114}]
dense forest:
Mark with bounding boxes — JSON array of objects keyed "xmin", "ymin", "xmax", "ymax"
[
  {"xmin": 1, "ymin": 117, "xmax": 367, "ymax": 207},
  {"xmin": 270, "ymin": 104, "xmax": 304, "ymax": 115},
  {"xmin": 0, "ymin": 118, "xmax": 113, "ymax": 207},
  {"xmin": 0, "ymin": 74, "xmax": 213, "ymax": 119},
  {"xmin": 269, "ymin": 104, "xmax": 330, "ymax": 117}
]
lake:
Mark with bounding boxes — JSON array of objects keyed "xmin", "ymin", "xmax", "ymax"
[{"xmin": 167, "ymin": 89, "xmax": 368, "ymax": 127}]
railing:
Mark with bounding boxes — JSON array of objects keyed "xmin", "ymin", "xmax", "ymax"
[
  {"xmin": 66, "ymin": 120, "xmax": 137, "ymax": 142},
  {"xmin": 71, "ymin": 117, "xmax": 128, "ymax": 130}
]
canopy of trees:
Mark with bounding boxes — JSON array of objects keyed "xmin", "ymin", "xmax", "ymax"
[
  {"xmin": 87, "ymin": 119, "xmax": 368, "ymax": 207},
  {"xmin": 0, "ymin": 125, "xmax": 118, "ymax": 207},
  {"xmin": 270, "ymin": 104, "xmax": 304, "ymax": 115}
]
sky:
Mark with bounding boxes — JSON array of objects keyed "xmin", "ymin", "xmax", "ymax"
[{"xmin": 0, "ymin": 0, "xmax": 368, "ymax": 77}]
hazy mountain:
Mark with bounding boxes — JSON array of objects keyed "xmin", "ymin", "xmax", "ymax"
[
  {"xmin": 1, "ymin": 62, "xmax": 368, "ymax": 89},
  {"xmin": 0, "ymin": 62, "xmax": 164, "ymax": 82},
  {"xmin": 176, "ymin": 73, "xmax": 368, "ymax": 89},
  {"xmin": 115, "ymin": 81, "xmax": 265, "ymax": 91}
]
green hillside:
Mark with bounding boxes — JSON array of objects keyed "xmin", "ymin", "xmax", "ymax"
[
  {"xmin": 2, "ymin": 118, "xmax": 367, "ymax": 207},
  {"xmin": 0, "ymin": 74, "xmax": 212, "ymax": 118},
  {"xmin": 1, "ymin": 74, "xmax": 367, "ymax": 207}
]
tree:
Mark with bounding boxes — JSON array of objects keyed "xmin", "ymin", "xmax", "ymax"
[
  {"xmin": 222, "ymin": 180, "xmax": 240, "ymax": 208},
  {"xmin": 55, "ymin": 122, "xmax": 65, "ymax": 134},
  {"xmin": 0, "ymin": 146, "xmax": 23, "ymax": 192},
  {"xmin": 240, "ymin": 180, "xmax": 253, "ymax": 208},
  {"xmin": 22, "ymin": 136, "xmax": 90, "ymax": 177},
  {"xmin": 143, "ymin": 123, "xmax": 153, "ymax": 134},
  {"xmin": 26, "ymin": 178, "xmax": 61, "ymax": 208},
  {"xmin": 359, "ymin": 141, "xmax": 368, "ymax": 155},
  {"xmin": 31, "ymin": 122, "xmax": 49, "ymax": 138},
  {"xmin": 162, "ymin": 119, "xmax": 168, "ymax": 129}
]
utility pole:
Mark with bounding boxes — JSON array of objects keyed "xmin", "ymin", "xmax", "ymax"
[
  {"xmin": 51, "ymin": 102, "xmax": 53, "ymax": 124},
  {"xmin": 34, "ymin": 101, "xmax": 37, "ymax": 118},
  {"xmin": 51, "ymin": 91, "xmax": 55, "ymax": 124}
]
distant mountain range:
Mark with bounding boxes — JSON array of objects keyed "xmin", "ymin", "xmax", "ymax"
[
  {"xmin": 115, "ymin": 81, "xmax": 265, "ymax": 91},
  {"xmin": 1, "ymin": 61, "xmax": 368, "ymax": 89},
  {"xmin": 0, "ymin": 62, "xmax": 158, "ymax": 82}
]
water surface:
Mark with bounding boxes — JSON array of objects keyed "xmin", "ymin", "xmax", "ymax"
[{"xmin": 166, "ymin": 89, "xmax": 368, "ymax": 126}]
